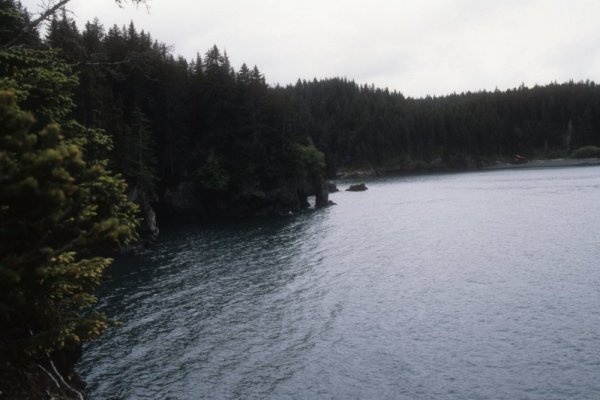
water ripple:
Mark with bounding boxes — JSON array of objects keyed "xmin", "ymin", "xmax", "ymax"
[{"xmin": 78, "ymin": 166, "xmax": 600, "ymax": 399}]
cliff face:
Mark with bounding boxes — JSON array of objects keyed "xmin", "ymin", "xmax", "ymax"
[
  {"xmin": 160, "ymin": 171, "xmax": 330, "ymax": 222},
  {"xmin": 128, "ymin": 185, "xmax": 160, "ymax": 240}
]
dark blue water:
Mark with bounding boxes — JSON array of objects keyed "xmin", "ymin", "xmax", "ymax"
[{"xmin": 77, "ymin": 167, "xmax": 600, "ymax": 399}]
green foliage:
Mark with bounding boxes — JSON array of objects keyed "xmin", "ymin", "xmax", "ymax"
[
  {"xmin": 0, "ymin": 0, "xmax": 40, "ymax": 47},
  {"xmin": 195, "ymin": 150, "xmax": 230, "ymax": 191},
  {"xmin": 0, "ymin": 18, "xmax": 139, "ymax": 378},
  {"xmin": 570, "ymin": 145, "xmax": 600, "ymax": 159},
  {"xmin": 47, "ymin": 15, "xmax": 163, "ymax": 194},
  {"xmin": 113, "ymin": 106, "xmax": 158, "ymax": 197},
  {"xmin": 0, "ymin": 91, "xmax": 138, "ymax": 364},
  {"xmin": 0, "ymin": 45, "xmax": 116, "ymax": 168},
  {"xmin": 0, "ymin": 48, "xmax": 78, "ymax": 125},
  {"xmin": 291, "ymin": 142, "xmax": 326, "ymax": 176}
]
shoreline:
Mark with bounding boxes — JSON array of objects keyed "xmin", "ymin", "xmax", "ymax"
[
  {"xmin": 335, "ymin": 157, "xmax": 600, "ymax": 180},
  {"xmin": 480, "ymin": 157, "xmax": 600, "ymax": 171}
]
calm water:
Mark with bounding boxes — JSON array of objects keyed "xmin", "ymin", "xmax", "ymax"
[{"xmin": 77, "ymin": 167, "xmax": 600, "ymax": 400}]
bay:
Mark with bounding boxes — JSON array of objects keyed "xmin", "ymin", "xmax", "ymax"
[{"xmin": 77, "ymin": 166, "xmax": 600, "ymax": 400}]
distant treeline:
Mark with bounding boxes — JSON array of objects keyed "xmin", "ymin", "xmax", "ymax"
[
  {"xmin": 289, "ymin": 78, "xmax": 600, "ymax": 174},
  {"xmin": 9, "ymin": 4, "xmax": 600, "ymax": 206}
]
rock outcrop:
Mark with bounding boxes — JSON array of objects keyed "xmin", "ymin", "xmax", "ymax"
[
  {"xmin": 327, "ymin": 181, "xmax": 339, "ymax": 193},
  {"xmin": 160, "ymin": 172, "xmax": 331, "ymax": 222},
  {"xmin": 346, "ymin": 183, "xmax": 368, "ymax": 192},
  {"xmin": 243, "ymin": 172, "xmax": 330, "ymax": 216},
  {"xmin": 129, "ymin": 185, "xmax": 159, "ymax": 239}
]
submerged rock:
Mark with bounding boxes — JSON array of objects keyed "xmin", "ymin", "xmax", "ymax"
[{"xmin": 346, "ymin": 183, "xmax": 368, "ymax": 192}]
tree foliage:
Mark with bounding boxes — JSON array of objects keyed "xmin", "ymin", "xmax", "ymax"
[
  {"xmin": 0, "ymin": 91, "xmax": 137, "ymax": 355},
  {"xmin": 571, "ymin": 145, "xmax": 600, "ymax": 159},
  {"xmin": 0, "ymin": 2, "xmax": 139, "ymax": 396}
]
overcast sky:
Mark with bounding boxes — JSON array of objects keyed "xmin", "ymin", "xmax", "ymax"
[{"xmin": 21, "ymin": 0, "xmax": 600, "ymax": 98}]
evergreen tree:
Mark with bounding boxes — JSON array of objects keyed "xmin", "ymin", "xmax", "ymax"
[
  {"xmin": 0, "ymin": 89, "xmax": 138, "ymax": 397},
  {"xmin": 0, "ymin": 3, "xmax": 139, "ymax": 396},
  {"xmin": 0, "ymin": 0, "xmax": 41, "ymax": 47},
  {"xmin": 46, "ymin": 8, "xmax": 83, "ymax": 63}
]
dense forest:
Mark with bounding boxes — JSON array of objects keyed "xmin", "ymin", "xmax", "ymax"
[
  {"xmin": 2, "ymin": 0, "xmax": 600, "ymax": 397},
  {"xmin": 5, "ymin": 2, "xmax": 600, "ymax": 226},
  {"xmin": 48, "ymin": 11, "xmax": 600, "ymax": 175},
  {"xmin": 9, "ymin": 2, "xmax": 600, "ymax": 227}
]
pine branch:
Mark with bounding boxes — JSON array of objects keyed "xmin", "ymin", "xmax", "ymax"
[
  {"xmin": 2, "ymin": 0, "xmax": 148, "ymax": 49},
  {"xmin": 49, "ymin": 358, "xmax": 84, "ymax": 400},
  {"xmin": 2, "ymin": 0, "xmax": 71, "ymax": 49}
]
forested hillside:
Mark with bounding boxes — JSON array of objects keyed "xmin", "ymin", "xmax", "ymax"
[
  {"xmin": 287, "ymin": 78, "xmax": 600, "ymax": 174},
  {"xmin": 42, "ymin": 11, "xmax": 331, "ymax": 226},
  {"xmin": 5, "ymin": 1, "xmax": 600, "ymax": 227}
]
